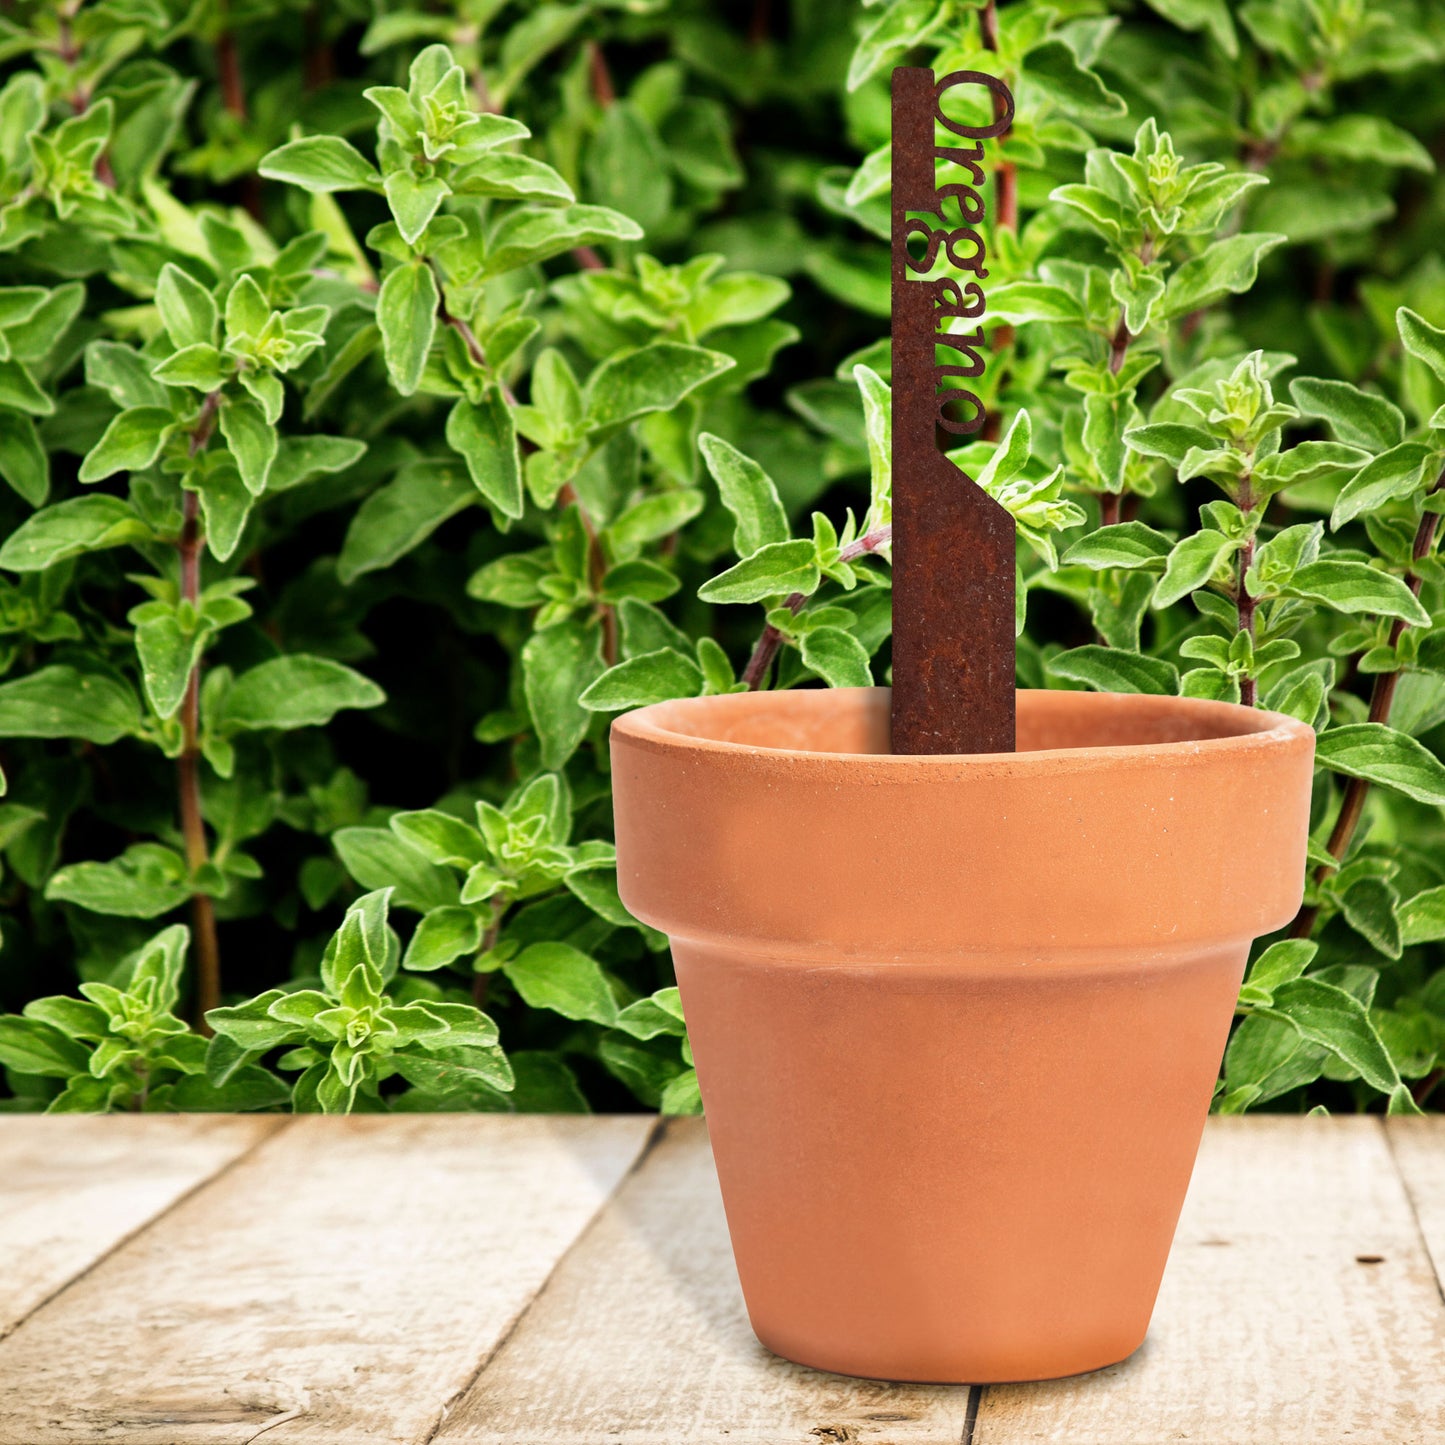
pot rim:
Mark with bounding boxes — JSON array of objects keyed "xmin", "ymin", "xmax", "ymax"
[{"xmin": 611, "ymin": 686, "xmax": 1313, "ymax": 774}]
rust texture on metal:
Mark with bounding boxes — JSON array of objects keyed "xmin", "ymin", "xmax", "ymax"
[{"xmin": 890, "ymin": 66, "xmax": 1017, "ymax": 755}]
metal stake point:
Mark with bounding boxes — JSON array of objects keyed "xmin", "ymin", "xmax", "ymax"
[{"xmin": 890, "ymin": 66, "xmax": 1016, "ymax": 756}]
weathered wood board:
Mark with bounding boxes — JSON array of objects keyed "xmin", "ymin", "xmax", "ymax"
[
  {"xmin": 0, "ymin": 1115, "xmax": 281, "ymax": 1342},
  {"xmin": 0, "ymin": 1114, "xmax": 655, "ymax": 1445},
  {"xmin": 436, "ymin": 1117, "xmax": 972, "ymax": 1444},
  {"xmin": 974, "ymin": 1117, "xmax": 1445, "ymax": 1444}
]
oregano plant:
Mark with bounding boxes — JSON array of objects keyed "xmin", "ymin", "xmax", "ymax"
[{"xmin": 0, "ymin": 1, "xmax": 1440, "ymax": 1117}]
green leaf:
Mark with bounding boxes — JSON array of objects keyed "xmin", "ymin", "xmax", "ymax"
[
  {"xmin": 605, "ymin": 492, "xmax": 704, "ymax": 554},
  {"xmin": 483, "ymin": 204, "xmax": 642, "ymax": 277},
  {"xmin": 1260, "ymin": 978, "xmax": 1401, "ymax": 1096},
  {"xmin": 580, "ymin": 649, "xmax": 703, "ymax": 711},
  {"xmin": 446, "ymin": 394, "xmax": 523, "ymax": 519},
  {"xmin": 0, "ymin": 410, "xmax": 47, "ymax": 506},
  {"xmin": 1238, "ymin": 939, "xmax": 1316, "ymax": 1005},
  {"xmin": 1160, "ymin": 234, "xmax": 1284, "ymax": 320},
  {"xmin": 218, "ymin": 397, "xmax": 277, "ymax": 496},
  {"xmin": 391, "ymin": 809, "xmax": 487, "ymax": 869},
  {"xmin": 384, "ymin": 168, "xmax": 450, "ymax": 246},
  {"xmin": 660, "ymin": 1068, "xmax": 702, "ymax": 1115},
  {"xmin": 0, "ymin": 1016, "xmax": 90, "ymax": 1078},
  {"xmin": 0, "ymin": 494, "xmax": 151, "ymax": 571},
  {"xmin": 1060, "ymin": 521, "xmax": 1171, "ymax": 570},
  {"xmin": 522, "ymin": 618, "xmax": 605, "ymax": 770},
  {"xmin": 78, "ymin": 406, "xmax": 174, "ymax": 482},
  {"xmin": 1048, "ymin": 645, "xmax": 1180, "ymax": 695},
  {"xmin": 614, "ymin": 990, "xmax": 687, "ymax": 1040},
  {"xmin": 1316, "ymin": 724, "xmax": 1445, "ymax": 806},
  {"xmin": 1152, "ymin": 530, "xmax": 1239, "ymax": 608},
  {"xmin": 1289, "ymin": 378, "xmax": 1405, "ymax": 452},
  {"xmin": 268, "ymin": 436, "xmax": 367, "ymax": 492},
  {"xmin": 699, "ymin": 433, "xmax": 789, "ymax": 555},
  {"xmin": 699, "ymin": 540, "xmax": 819, "ymax": 604},
  {"xmin": 584, "ymin": 101, "xmax": 672, "ymax": 232},
  {"xmin": 454, "ymin": 152, "xmax": 574, "ymax": 204},
  {"xmin": 46, "ymin": 843, "xmax": 190, "ymax": 919},
  {"xmin": 1400, "ymin": 885, "xmax": 1445, "ymax": 946},
  {"xmin": 1330, "ymin": 443, "xmax": 1434, "ymax": 529},
  {"xmin": 404, "ymin": 906, "xmax": 483, "ymax": 972},
  {"xmin": 338, "ymin": 459, "xmax": 475, "ymax": 583},
  {"xmin": 221, "ymin": 656, "xmax": 384, "ymax": 732},
  {"xmin": 799, "ymin": 627, "xmax": 871, "ymax": 687},
  {"xmin": 377, "ymin": 261, "xmax": 438, "ymax": 396},
  {"xmin": 198, "ymin": 466, "xmax": 254, "ymax": 564},
  {"xmin": 0, "ymin": 361, "xmax": 52, "ymax": 416},
  {"xmin": 1338, "ymin": 875, "xmax": 1403, "ymax": 960},
  {"xmin": 135, "ymin": 613, "xmax": 203, "ymax": 720},
  {"xmin": 1141, "ymin": 0, "xmax": 1237, "ymax": 55},
  {"xmin": 1282, "ymin": 561, "xmax": 1430, "ymax": 625},
  {"xmin": 152, "ymin": 343, "xmax": 229, "ymax": 392},
  {"xmin": 1398, "ymin": 307, "xmax": 1445, "ymax": 386},
  {"xmin": 0, "ymin": 666, "xmax": 142, "ymax": 743},
  {"xmin": 504, "ymin": 942, "xmax": 618, "ymax": 1026},
  {"xmin": 985, "ymin": 282, "xmax": 1085, "ymax": 326},
  {"xmin": 1023, "ymin": 41, "xmax": 1127, "ymax": 119},
  {"xmin": 333, "ymin": 829, "xmax": 458, "ymax": 912},
  {"xmin": 259, "ymin": 136, "xmax": 381, "ymax": 192},
  {"xmin": 155, "ymin": 264, "xmax": 218, "ymax": 350},
  {"xmin": 584, "ymin": 344, "xmax": 734, "ymax": 436}
]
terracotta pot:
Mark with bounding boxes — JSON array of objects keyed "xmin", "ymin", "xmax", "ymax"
[{"xmin": 610, "ymin": 687, "xmax": 1315, "ymax": 1384}]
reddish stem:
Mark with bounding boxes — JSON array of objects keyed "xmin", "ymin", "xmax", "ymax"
[
  {"xmin": 587, "ymin": 41, "xmax": 615, "ymax": 108},
  {"xmin": 742, "ymin": 526, "xmax": 892, "ymax": 690},
  {"xmin": 177, "ymin": 398, "xmax": 223, "ymax": 1031},
  {"xmin": 559, "ymin": 483, "xmax": 618, "ymax": 667},
  {"xmin": 1235, "ymin": 480, "xmax": 1258, "ymax": 708},
  {"xmin": 1291, "ymin": 474, "xmax": 1444, "ymax": 937}
]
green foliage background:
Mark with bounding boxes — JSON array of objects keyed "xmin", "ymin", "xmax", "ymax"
[{"xmin": 1, "ymin": 0, "xmax": 1445, "ymax": 1116}]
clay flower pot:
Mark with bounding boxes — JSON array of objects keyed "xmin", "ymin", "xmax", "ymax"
[{"xmin": 610, "ymin": 687, "xmax": 1315, "ymax": 1384}]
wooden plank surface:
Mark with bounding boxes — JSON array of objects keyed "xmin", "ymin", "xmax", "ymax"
[
  {"xmin": 1387, "ymin": 1116, "xmax": 1445, "ymax": 1295},
  {"xmin": 435, "ymin": 1116, "xmax": 973, "ymax": 1445},
  {"xmin": 974, "ymin": 1117, "xmax": 1445, "ymax": 1445},
  {"xmin": 0, "ymin": 1114, "xmax": 656, "ymax": 1445},
  {"xmin": 0, "ymin": 1115, "xmax": 282, "ymax": 1342},
  {"xmin": 3, "ymin": 1114, "xmax": 1445, "ymax": 1445}
]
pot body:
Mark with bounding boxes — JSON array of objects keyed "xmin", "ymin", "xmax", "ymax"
[{"xmin": 610, "ymin": 689, "xmax": 1315, "ymax": 1383}]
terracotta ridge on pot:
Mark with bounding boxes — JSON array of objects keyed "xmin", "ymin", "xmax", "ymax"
[{"xmin": 609, "ymin": 688, "xmax": 1316, "ymax": 1384}]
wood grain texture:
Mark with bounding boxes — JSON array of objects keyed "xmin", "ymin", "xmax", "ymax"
[
  {"xmin": 0, "ymin": 1114, "xmax": 655, "ymax": 1445},
  {"xmin": 1386, "ymin": 1116, "xmax": 1445, "ymax": 1300},
  {"xmin": 435, "ymin": 1116, "xmax": 972, "ymax": 1445},
  {"xmin": 0, "ymin": 1115, "xmax": 281, "ymax": 1342},
  {"xmin": 974, "ymin": 1117, "xmax": 1445, "ymax": 1444}
]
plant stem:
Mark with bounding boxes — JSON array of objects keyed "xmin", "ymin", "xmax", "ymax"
[
  {"xmin": 1290, "ymin": 470, "xmax": 1445, "ymax": 937},
  {"xmin": 215, "ymin": 16, "xmax": 262, "ymax": 220},
  {"xmin": 472, "ymin": 918, "xmax": 500, "ymax": 1008},
  {"xmin": 742, "ymin": 525, "xmax": 892, "ymax": 690},
  {"xmin": 1235, "ymin": 478, "xmax": 1258, "ymax": 707},
  {"xmin": 977, "ymin": 0, "xmax": 1016, "ymax": 233},
  {"xmin": 1092, "ymin": 315, "xmax": 1135, "ymax": 526},
  {"xmin": 180, "ymin": 398, "xmax": 222, "ymax": 1031},
  {"xmin": 216, "ymin": 26, "xmax": 247, "ymax": 120},
  {"xmin": 587, "ymin": 41, "xmax": 615, "ymax": 109},
  {"xmin": 558, "ymin": 483, "xmax": 618, "ymax": 666}
]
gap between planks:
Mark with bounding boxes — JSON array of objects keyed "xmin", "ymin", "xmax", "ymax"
[{"xmin": 419, "ymin": 1115, "xmax": 668, "ymax": 1444}]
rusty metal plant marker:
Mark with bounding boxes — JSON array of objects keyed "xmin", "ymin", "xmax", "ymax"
[{"xmin": 890, "ymin": 67, "xmax": 1016, "ymax": 755}]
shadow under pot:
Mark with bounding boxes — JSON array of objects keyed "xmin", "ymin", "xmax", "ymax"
[{"xmin": 609, "ymin": 687, "xmax": 1315, "ymax": 1384}]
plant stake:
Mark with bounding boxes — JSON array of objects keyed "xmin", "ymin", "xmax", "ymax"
[{"xmin": 890, "ymin": 66, "xmax": 1016, "ymax": 754}]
